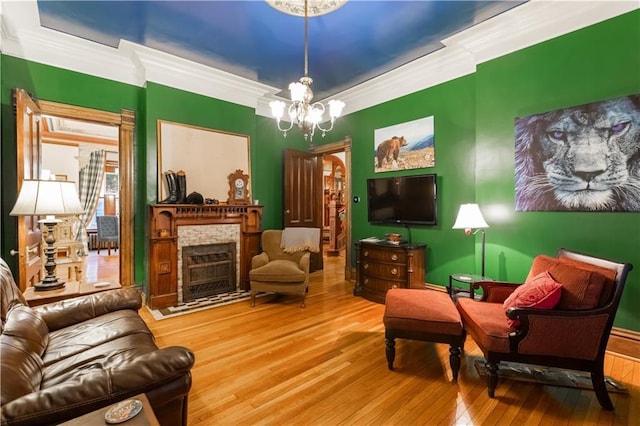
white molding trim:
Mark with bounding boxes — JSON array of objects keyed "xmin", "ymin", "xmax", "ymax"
[{"xmin": 2, "ymin": 0, "xmax": 638, "ymax": 113}]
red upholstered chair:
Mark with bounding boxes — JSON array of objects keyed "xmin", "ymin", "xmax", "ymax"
[{"xmin": 456, "ymin": 248, "xmax": 633, "ymax": 410}]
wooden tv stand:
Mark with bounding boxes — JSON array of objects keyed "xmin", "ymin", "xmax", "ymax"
[{"xmin": 354, "ymin": 240, "xmax": 426, "ymax": 304}]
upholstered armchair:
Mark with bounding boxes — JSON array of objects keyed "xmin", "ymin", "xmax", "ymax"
[
  {"xmin": 249, "ymin": 230, "xmax": 311, "ymax": 308},
  {"xmin": 456, "ymin": 248, "xmax": 633, "ymax": 410},
  {"xmin": 96, "ymin": 215, "xmax": 119, "ymax": 255}
]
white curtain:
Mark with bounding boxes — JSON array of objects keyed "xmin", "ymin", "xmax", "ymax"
[{"xmin": 76, "ymin": 150, "xmax": 106, "ymax": 254}]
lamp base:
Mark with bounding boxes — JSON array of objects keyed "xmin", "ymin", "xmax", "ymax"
[{"xmin": 34, "ymin": 277, "xmax": 66, "ymax": 292}]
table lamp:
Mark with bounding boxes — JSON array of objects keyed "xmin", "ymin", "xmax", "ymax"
[
  {"xmin": 453, "ymin": 203, "xmax": 489, "ymax": 277},
  {"xmin": 10, "ymin": 180, "xmax": 84, "ymax": 291}
]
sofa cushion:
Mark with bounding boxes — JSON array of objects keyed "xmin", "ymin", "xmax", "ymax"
[
  {"xmin": 503, "ymin": 271, "xmax": 563, "ymax": 328},
  {"xmin": 43, "ymin": 309, "xmax": 154, "ymax": 367},
  {"xmin": 527, "ymin": 255, "xmax": 608, "ymax": 310},
  {"xmin": 456, "ymin": 297, "xmax": 511, "ymax": 353},
  {"xmin": 0, "ymin": 306, "xmax": 46, "ymax": 405},
  {"xmin": 249, "ymin": 259, "xmax": 306, "ymax": 283}
]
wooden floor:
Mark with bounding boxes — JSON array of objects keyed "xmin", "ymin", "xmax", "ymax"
[
  {"xmin": 82, "ymin": 250, "xmax": 119, "ymax": 284},
  {"xmin": 139, "ymin": 255, "xmax": 639, "ymax": 426}
]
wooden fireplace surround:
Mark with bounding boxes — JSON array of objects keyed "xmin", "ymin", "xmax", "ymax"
[{"xmin": 148, "ymin": 204, "xmax": 263, "ymax": 309}]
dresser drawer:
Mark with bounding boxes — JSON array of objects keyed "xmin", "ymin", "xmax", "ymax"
[
  {"xmin": 361, "ymin": 261, "xmax": 407, "ymax": 280},
  {"xmin": 361, "ymin": 246, "xmax": 406, "ymax": 263}
]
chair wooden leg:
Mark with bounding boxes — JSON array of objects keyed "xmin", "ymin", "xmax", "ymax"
[
  {"xmin": 385, "ymin": 337, "xmax": 396, "ymax": 370},
  {"xmin": 250, "ymin": 292, "xmax": 256, "ymax": 307},
  {"xmin": 591, "ymin": 369, "xmax": 614, "ymax": 410},
  {"xmin": 299, "ymin": 292, "xmax": 306, "ymax": 308},
  {"xmin": 486, "ymin": 361, "xmax": 499, "ymax": 398},
  {"xmin": 449, "ymin": 345, "xmax": 461, "ymax": 381}
]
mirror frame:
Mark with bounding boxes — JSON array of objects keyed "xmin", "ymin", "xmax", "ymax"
[{"xmin": 38, "ymin": 100, "xmax": 135, "ymax": 286}]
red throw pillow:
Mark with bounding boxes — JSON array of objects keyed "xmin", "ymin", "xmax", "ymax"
[{"xmin": 503, "ymin": 271, "xmax": 563, "ymax": 328}]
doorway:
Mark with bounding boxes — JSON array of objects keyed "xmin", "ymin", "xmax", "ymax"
[
  {"xmin": 14, "ymin": 89, "xmax": 135, "ymax": 288},
  {"xmin": 41, "ymin": 115, "xmax": 120, "ymax": 284},
  {"xmin": 311, "ymin": 137, "xmax": 352, "ymax": 279}
]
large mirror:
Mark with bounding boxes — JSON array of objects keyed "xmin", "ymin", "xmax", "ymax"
[{"xmin": 157, "ymin": 120, "xmax": 251, "ymax": 202}]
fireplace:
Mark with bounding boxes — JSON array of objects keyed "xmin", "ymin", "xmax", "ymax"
[
  {"xmin": 182, "ymin": 242, "xmax": 236, "ymax": 302},
  {"xmin": 148, "ymin": 204, "xmax": 263, "ymax": 309}
]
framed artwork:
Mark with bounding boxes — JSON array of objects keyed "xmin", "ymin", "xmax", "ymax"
[
  {"xmin": 373, "ymin": 116, "xmax": 435, "ymax": 173},
  {"xmin": 104, "ymin": 172, "xmax": 119, "ymax": 194},
  {"xmin": 157, "ymin": 120, "xmax": 250, "ymax": 202},
  {"xmin": 514, "ymin": 93, "xmax": 640, "ymax": 212}
]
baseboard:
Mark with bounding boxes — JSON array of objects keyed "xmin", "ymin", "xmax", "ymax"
[{"xmin": 607, "ymin": 327, "xmax": 640, "ymax": 360}]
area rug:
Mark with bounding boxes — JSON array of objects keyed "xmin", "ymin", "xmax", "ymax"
[
  {"xmin": 473, "ymin": 359, "xmax": 627, "ymax": 393},
  {"xmin": 146, "ymin": 290, "xmax": 267, "ymax": 320}
]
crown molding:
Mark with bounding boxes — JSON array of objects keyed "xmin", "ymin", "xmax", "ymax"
[
  {"xmin": 1, "ymin": 0, "xmax": 637, "ymax": 115},
  {"xmin": 0, "ymin": 0, "xmax": 277, "ymax": 109},
  {"xmin": 119, "ymin": 41, "xmax": 275, "ymax": 109},
  {"xmin": 443, "ymin": 0, "xmax": 640, "ymax": 65}
]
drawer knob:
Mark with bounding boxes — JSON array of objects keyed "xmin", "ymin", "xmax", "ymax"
[
  {"xmin": 392, "ymin": 284, "xmax": 398, "ymax": 289},
  {"xmin": 391, "ymin": 254, "xmax": 398, "ymax": 261},
  {"xmin": 391, "ymin": 268, "xmax": 398, "ymax": 275},
  {"xmin": 363, "ymin": 263, "xmax": 369, "ymax": 270},
  {"xmin": 363, "ymin": 250, "xmax": 369, "ymax": 257},
  {"xmin": 364, "ymin": 278, "xmax": 368, "ymax": 284}
]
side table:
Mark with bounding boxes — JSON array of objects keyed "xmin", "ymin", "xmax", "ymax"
[
  {"xmin": 24, "ymin": 281, "xmax": 122, "ymax": 307},
  {"xmin": 59, "ymin": 393, "xmax": 159, "ymax": 426},
  {"xmin": 448, "ymin": 273, "xmax": 492, "ymax": 299}
]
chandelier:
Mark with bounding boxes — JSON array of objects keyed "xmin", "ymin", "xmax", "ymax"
[{"xmin": 268, "ymin": 0, "xmax": 345, "ymax": 143}]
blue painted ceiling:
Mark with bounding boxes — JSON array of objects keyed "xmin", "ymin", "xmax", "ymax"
[{"xmin": 37, "ymin": 1, "xmax": 526, "ymax": 100}]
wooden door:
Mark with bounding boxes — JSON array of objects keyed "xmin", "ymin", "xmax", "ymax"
[
  {"xmin": 284, "ymin": 148, "xmax": 324, "ymax": 271},
  {"xmin": 14, "ymin": 89, "xmax": 44, "ymax": 290}
]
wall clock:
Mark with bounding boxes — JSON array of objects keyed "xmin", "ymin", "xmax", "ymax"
[{"xmin": 228, "ymin": 169, "xmax": 250, "ymax": 205}]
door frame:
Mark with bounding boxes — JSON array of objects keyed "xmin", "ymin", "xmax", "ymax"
[
  {"xmin": 311, "ymin": 137, "xmax": 352, "ymax": 280},
  {"xmin": 37, "ymin": 100, "xmax": 135, "ymax": 286}
]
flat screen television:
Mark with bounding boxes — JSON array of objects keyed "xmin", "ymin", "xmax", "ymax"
[{"xmin": 367, "ymin": 174, "xmax": 437, "ymax": 226}]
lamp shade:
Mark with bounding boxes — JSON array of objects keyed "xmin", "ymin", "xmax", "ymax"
[
  {"xmin": 10, "ymin": 180, "xmax": 84, "ymax": 217},
  {"xmin": 452, "ymin": 203, "xmax": 489, "ymax": 229}
]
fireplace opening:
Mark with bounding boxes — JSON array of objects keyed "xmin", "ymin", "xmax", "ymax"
[{"xmin": 182, "ymin": 242, "xmax": 236, "ymax": 302}]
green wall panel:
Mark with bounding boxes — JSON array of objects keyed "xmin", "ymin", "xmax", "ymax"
[
  {"xmin": 0, "ymin": 55, "xmax": 144, "ymax": 279},
  {"xmin": 320, "ymin": 75, "xmax": 478, "ymax": 288},
  {"xmin": 474, "ymin": 10, "xmax": 640, "ymax": 330}
]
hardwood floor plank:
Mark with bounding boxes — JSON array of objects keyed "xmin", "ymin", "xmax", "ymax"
[{"xmin": 138, "ymin": 256, "xmax": 639, "ymax": 425}]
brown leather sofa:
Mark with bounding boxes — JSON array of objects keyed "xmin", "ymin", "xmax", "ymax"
[{"xmin": 0, "ymin": 259, "xmax": 195, "ymax": 425}]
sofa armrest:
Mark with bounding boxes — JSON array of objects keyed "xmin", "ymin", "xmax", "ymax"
[
  {"xmin": 473, "ymin": 281, "xmax": 520, "ymax": 303},
  {"xmin": 251, "ymin": 252, "xmax": 270, "ymax": 269},
  {"xmin": 507, "ymin": 307, "xmax": 610, "ymax": 359},
  {"xmin": 34, "ymin": 288, "xmax": 142, "ymax": 331},
  {"xmin": 0, "ymin": 346, "xmax": 194, "ymax": 426}
]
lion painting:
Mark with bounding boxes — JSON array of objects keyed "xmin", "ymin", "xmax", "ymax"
[
  {"xmin": 375, "ymin": 136, "xmax": 408, "ymax": 168},
  {"xmin": 514, "ymin": 94, "xmax": 640, "ymax": 211}
]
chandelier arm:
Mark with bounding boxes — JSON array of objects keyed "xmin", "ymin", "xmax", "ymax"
[
  {"xmin": 315, "ymin": 119, "xmax": 336, "ymax": 133},
  {"xmin": 276, "ymin": 117, "xmax": 295, "ymax": 134}
]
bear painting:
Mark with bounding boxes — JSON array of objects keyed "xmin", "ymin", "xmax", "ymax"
[
  {"xmin": 373, "ymin": 116, "xmax": 436, "ymax": 172},
  {"xmin": 375, "ymin": 136, "xmax": 408, "ymax": 168}
]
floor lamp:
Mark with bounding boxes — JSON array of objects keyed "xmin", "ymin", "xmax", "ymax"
[
  {"xmin": 10, "ymin": 179, "xmax": 84, "ymax": 291},
  {"xmin": 453, "ymin": 203, "xmax": 489, "ymax": 278}
]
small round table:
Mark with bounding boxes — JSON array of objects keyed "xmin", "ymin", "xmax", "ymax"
[{"xmin": 448, "ymin": 273, "xmax": 492, "ymax": 299}]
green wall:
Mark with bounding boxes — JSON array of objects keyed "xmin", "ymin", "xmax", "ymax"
[
  {"xmin": 317, "ymin": 10, "xmax": 640, "ymax": 330},
  {"xmin": 326, "ymin": 75, "xmax": 478, "ymax": 287},
  {"xmin": 474, "ymin": 10, "xmax": 640, "ymax": 329},
  {"xmin": 0, "ymin": 56, "xmax": 144, "ymax": 275},
  {"xmin": 1, "ymin": 10, "xmax": 638, "ymax": 330}
]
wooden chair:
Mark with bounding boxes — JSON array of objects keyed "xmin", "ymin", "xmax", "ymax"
[{"xmin": 456, "ymin": 248, "xmax": 633, "ymax": 410}]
